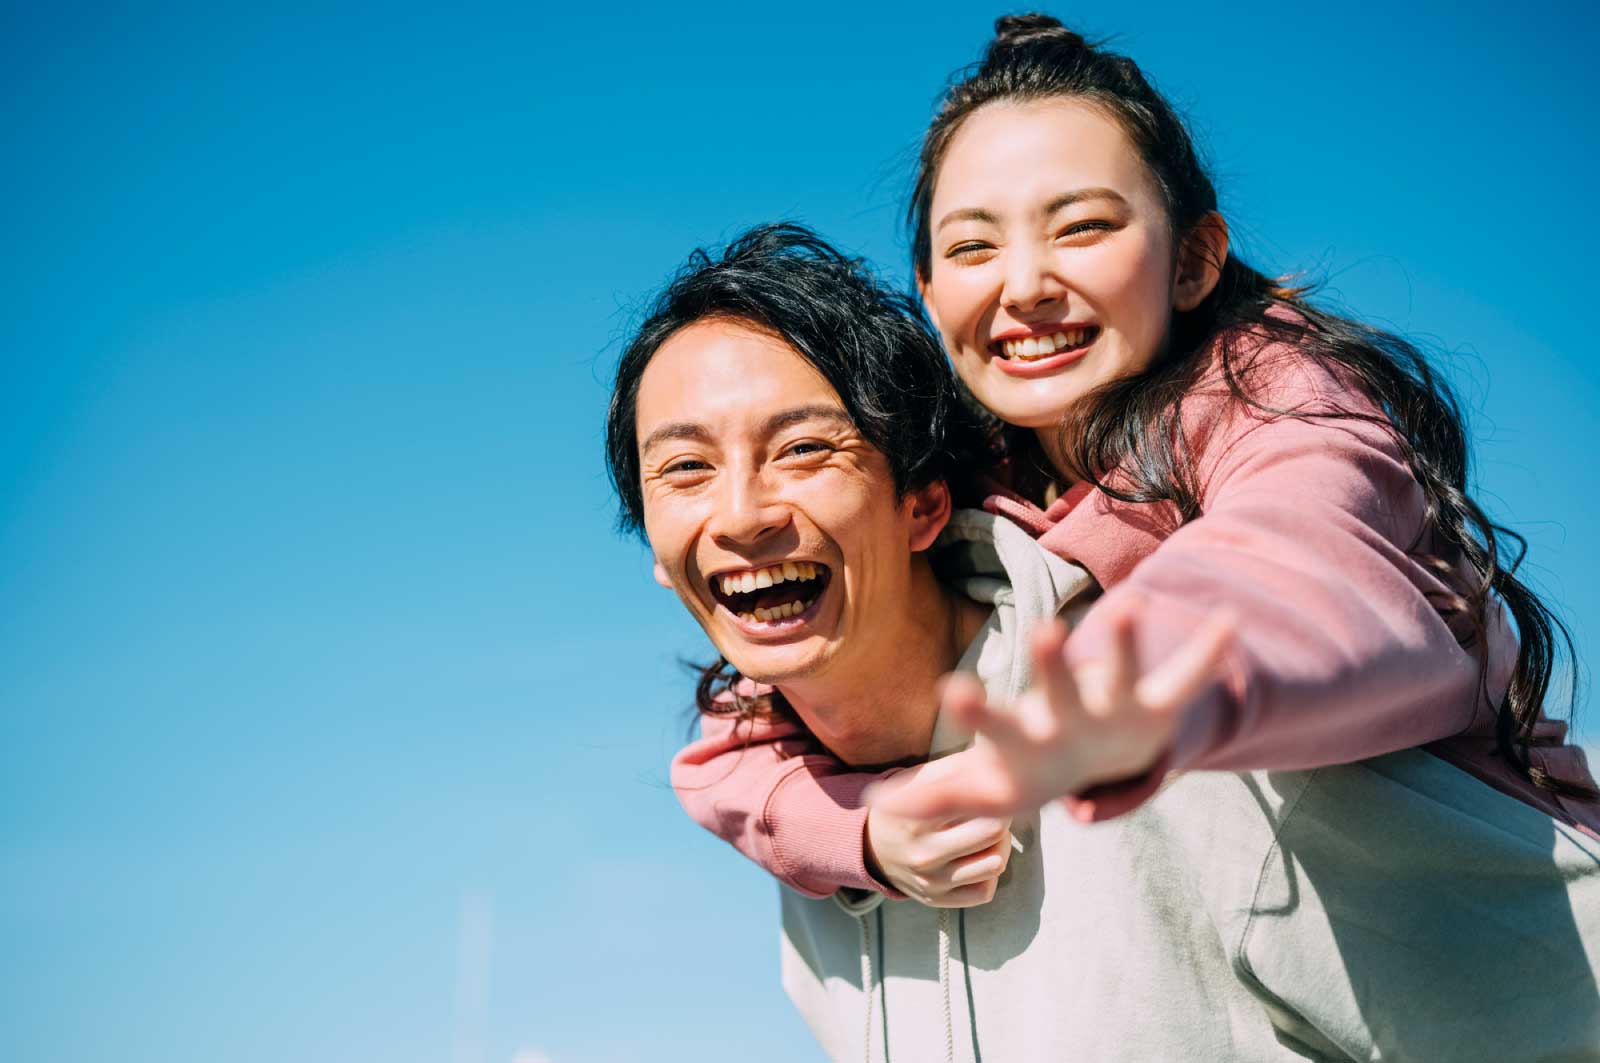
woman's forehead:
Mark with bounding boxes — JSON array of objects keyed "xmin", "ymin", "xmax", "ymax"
[{"xmin": 932, "ymin": 98, "xmax": 1161, "ymax": 216}]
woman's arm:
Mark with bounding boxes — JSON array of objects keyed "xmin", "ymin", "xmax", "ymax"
[
  {"xmin": 672, "ymin": 711, "xmax": 886, "ymax": 898},
  {"xmin": 1054, "ymin": 379, "xmax": 1498, "ymax": 815},
  {"xmin": 672, "ymin": 712, "xmax": 1013, "ymax": 903},
  {"xmin": 880, "ymin": 354, "xmax": 1583, "ymax": 822}
]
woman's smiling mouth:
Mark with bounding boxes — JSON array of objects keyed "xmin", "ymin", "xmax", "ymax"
[
  {"xmin": 990, "ymin": 325, "xmax": 1100, "ymax": 361},
  {"xmin": 989, "ymin": 325, "xmax": 1100, "ymax": 377},
  {"xmin": 710, "ymin": 561, "xmax": 833, "ymax": 630}
]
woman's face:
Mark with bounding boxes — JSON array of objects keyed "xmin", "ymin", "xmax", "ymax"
[{"xmin": 920, "ymin": 97, "xmax": 1181, "ymax": 431}]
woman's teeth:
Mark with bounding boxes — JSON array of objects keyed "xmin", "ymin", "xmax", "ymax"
[{"xmin": 999, "ymin": 328, "xmax": 1091, "ymax": 361}]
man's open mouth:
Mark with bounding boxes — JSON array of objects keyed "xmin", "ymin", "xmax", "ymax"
[{"xmin": 710, "ymin": 561, "xmax": 832, "ymax": 624}]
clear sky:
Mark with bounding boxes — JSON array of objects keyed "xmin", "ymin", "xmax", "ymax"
[{"xmin": 4, "ymin": 3, "xmax": 1597, "ymax": 1061}]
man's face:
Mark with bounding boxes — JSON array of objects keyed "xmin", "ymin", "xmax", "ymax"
[{"xmin": 635, "ymin": 317, "xmax": 940, "ymax": 689}]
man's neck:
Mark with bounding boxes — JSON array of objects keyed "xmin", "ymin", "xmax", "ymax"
[{"xmin": 779, "ymin": 564, "xmax": 991, "ymax": 768}]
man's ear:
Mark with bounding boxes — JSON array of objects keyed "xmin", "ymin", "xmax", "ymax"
[
  {"xmin": 906, "ymin": 480, "xmax": 954, "ymax": 553},
  {"xmin": 653, "ymin": 561, "xmax": 673, "ymax": 589},
  {"xmin": 1172, "ymin": 212, "xmax": 1230, "ymax": 312}
]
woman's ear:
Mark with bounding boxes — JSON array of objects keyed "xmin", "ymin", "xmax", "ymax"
[
  {"xmin": 916, "ymin": 273, "xmax": 943, "ymax": 334},
  {"xmin": 653, "ymin": 561, "xmax": 673, "ymax": 589},
  {"xmin": 906, "ymin": 480, "xmax": 954, "ymax": 553},
  {"xmin": 1172, "ymin": 212, "xmax": 1230, "ymax": 312}
]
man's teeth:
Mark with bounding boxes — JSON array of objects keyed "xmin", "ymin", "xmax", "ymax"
[
  {"xmin": 1000, "ymin": 328, "xmax": 1091, "ymax": 361},
  {"xmin": 742, "ymin": 600, "xmax": 808, "ymax": 624},
  {"xmin": 720, "ymin": 561, "xmax": 821, "ymax": 597}
]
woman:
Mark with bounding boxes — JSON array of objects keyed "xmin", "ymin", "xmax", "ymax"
[
  {"xmin": 659, "ymin": 15, "xmax": 1600, "ymax": 1060},
  {"xmin": 673, "ymin": 12, "xmax": 1598, "ymax": 907}
]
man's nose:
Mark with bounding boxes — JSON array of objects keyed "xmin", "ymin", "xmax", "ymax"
[{"xmin": 708, "ymin": 471, "xmax": 788, "ymax": 545}]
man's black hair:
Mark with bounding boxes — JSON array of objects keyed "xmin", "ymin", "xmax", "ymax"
[{"xmin": 605, "ymin": 222, "xmax": 992, "ymax": 536}]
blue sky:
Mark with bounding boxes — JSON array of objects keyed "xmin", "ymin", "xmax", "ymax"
[{"xmin": 4, "ymin": 3, "xmax": 1597, "ymax": 1061}]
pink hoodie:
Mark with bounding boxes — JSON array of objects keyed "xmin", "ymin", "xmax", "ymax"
[{"xmin": 670, "ymin": 332, "xmax": 1599, "ymax": 899}]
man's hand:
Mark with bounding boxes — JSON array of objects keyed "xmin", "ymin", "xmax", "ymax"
[{"xmin": 864, "ymin": 757, "xmax": 1012, "ymax": 908}]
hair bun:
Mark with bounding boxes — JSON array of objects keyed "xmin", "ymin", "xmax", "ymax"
[{"xmin": 991, "ymin": 13, "xmax": 1084, "ymax": 49}]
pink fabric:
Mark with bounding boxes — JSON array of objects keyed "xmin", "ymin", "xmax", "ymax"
[
  {"xmin": 671, "ymin": 332, "xmax": 1600, "ymax": 893},
  {"xmin": 671, "ymin": 709, "xmax": 905, "ymax": 898}
]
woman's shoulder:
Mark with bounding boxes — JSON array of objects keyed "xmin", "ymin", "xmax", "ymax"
[
  {"xmin": 1190, "ymin": 308, "xmax": 1383, "ymax": 422},
  {"xmin": 1177, "ymin": 311, "xmax": 1402, "ymax": 476}
]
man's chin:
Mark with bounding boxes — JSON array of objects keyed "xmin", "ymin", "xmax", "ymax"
[{"xmin": 719, "ymin": 649, "xmax": 822, "ymax": 690}]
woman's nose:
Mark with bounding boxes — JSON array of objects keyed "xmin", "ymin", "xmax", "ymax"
[{"xmin": 1001, "ymin": 242, "xmax": 1066, "ymax": 315}]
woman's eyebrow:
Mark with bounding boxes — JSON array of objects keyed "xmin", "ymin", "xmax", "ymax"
[
  {"xmin": 936, "ymin": 187, "xmax": 1129, "ymax": 232},
  {"xmin": 1043, "ymin": 187, "xmax": 1127, "ymax": 213},
  {"xmin": 936, "ymin": 206, "xmax": 1000, "ymax": 232}
]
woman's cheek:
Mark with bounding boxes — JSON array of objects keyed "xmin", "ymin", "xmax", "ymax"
[{"xmin": 932, "ymin": 268, "xmax": 994, "ymax": 350}]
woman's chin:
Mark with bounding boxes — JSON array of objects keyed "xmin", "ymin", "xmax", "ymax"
[
  {"xmin": 982, "ymin": 394, "xmax": 1084, "ymax": 431},
  {"xmin": 961, "ymin": 371, "xmax": 1090, "ymax": 430}
]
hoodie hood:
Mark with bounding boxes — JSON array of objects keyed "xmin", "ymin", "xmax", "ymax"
[{"xmin": 928, "ymin": 509, "xmax": 1095, "ymax": 756}]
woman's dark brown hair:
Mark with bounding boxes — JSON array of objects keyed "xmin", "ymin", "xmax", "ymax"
[{"xmin": 907, "ymin": 14, "xmax": 1590, "ymax": 797}]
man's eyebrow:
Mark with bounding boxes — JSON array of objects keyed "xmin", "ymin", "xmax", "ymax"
[
  {"xmin": 639, "ymin": 421, "xmax": 713, "ymax": 455},
  {"xmin": 935, "ymin": 188, "xmax": 1129, "ymax": 232},
  {"xmin": 638, "ymin": 405, "xmax": 854, "ymax": 456},
  {"xmin": 763, "ymin": 404, "xmax": 854, "ymax": 435}
]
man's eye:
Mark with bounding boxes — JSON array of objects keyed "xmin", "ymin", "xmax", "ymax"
[{"xmin": 782, "ymin": 441, "xmax": 832, "ymax": 459}]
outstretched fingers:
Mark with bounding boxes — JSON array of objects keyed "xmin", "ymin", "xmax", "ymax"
[
  {"xmin": 1028, "ymin": 620, "xmax": 1074, "ymax": 706},
  {"xmin": 1100, "ymin": 594, "xmax": 1141, "ymax": 712},
  {"xmin": 1135, "ymin": 608, "xmax": 1236, "ymax": 714},
  {"xmin": 939, "ymin": 671, "xmax": 1030, "ymax": 751}
]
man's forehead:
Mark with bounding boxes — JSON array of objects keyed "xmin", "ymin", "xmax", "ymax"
[{"xmin": 636, "ymin": 319, "xmax": 851, "ymax": 444}]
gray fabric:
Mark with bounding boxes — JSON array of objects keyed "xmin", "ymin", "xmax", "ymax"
[{"xmin": 778, "ymin": 509, "xmax": 1600, "ymax": 1061}]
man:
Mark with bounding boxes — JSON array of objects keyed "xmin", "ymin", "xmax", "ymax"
[{"xmin": 605, "ymin": 223, "xmax": 1600, "ymax": 1063}]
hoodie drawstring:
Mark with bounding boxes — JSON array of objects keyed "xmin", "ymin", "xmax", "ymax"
[
  {"xmin": 938, "ymin": 910, "xmax": 954, "ymax": 1063},
  {"xmin": 860, "ymin": 908, "xmax": 890, "ymax": 1062},
  {"xmin": 960, "ymin": 908, "xmax": 981, "ymax": 1062},
  {"xmin": 861, "ymin": 906, "xmax": 978, "ymax": 1063},
  {"xmin": 859, "ymin": 913, "xmax": 874, "ymax": 1063}
]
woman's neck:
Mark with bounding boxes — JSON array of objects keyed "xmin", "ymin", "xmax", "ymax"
[{"xmin": 1032, "ymin": 425, "xmax": 1077, "ymax": 490}]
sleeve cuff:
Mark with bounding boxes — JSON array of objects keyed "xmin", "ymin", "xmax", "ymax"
[{"xmin": 764, "ymin": 764, "xmax": 903, "ymax": 898}]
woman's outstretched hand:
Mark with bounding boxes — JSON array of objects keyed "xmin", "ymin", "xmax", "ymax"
[{"xmin": 870, "ymin": 598, "xmax": 1235, "ymax": 823}]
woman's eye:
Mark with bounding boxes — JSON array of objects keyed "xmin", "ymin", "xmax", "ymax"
[
  {"xmin": 780, "ymin": 440, "xmax": 835, "ymax": 461},
  {"xmin": 1059, "ymin": 220, "xmax": 1113, "ymax": 239},
  {"xmin": 662, "ymin": 459, "xmax": 711, "ymax": 475},
  {"xmin": 947, "ymin": 242, "xmax": 995, "ymax": 264}
]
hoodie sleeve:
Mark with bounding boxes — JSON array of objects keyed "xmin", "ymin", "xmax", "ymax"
[
  {"xmin": 1042, "ymin": 351, "xmax": 1521, "ymax": 821},
  {"xmin": 671, "ymin": 711, "xmax": 902, "ymax": 898}
]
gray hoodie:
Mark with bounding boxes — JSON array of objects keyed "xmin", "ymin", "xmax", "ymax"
[{"xmin": 779, "ymin": 509, "xmax": 1600, "ymax": 1062}]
